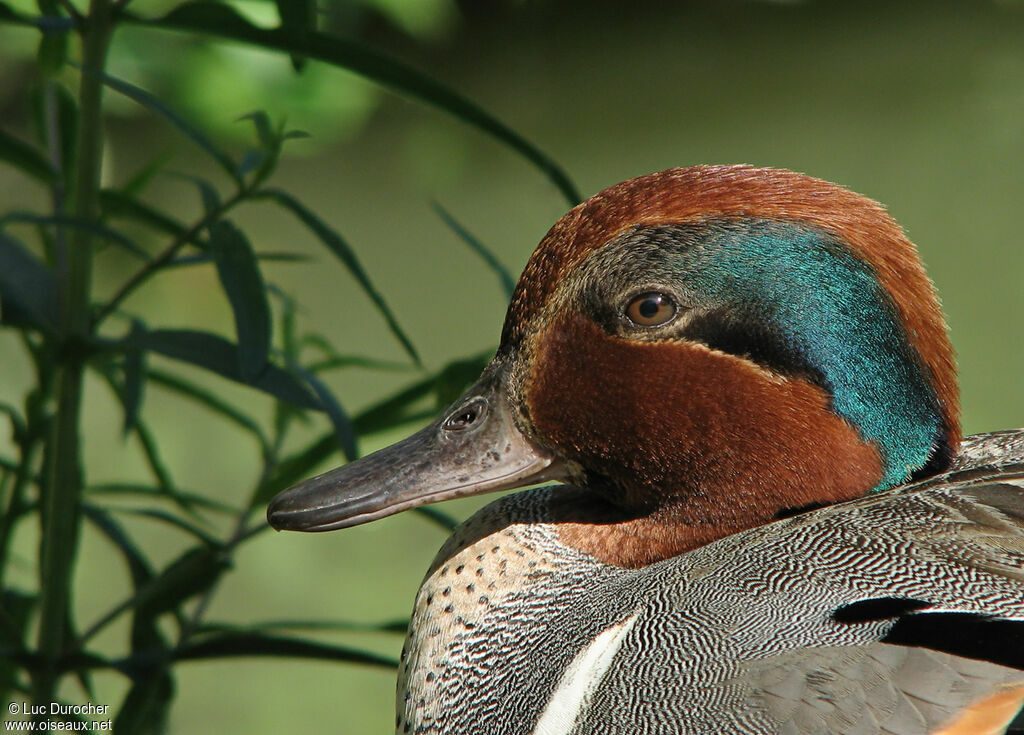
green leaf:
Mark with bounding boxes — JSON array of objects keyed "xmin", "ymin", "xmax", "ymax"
[
  {"xmin": 305, "ymin": 353, "xmax": 412, "ymax": 374},
  {"xmin": 0, "ymin": 126, "xmax": 55, "ymax": 184},
  {"xmin": 119, "ymin": 150, "xmax": 174, "ymax": 198},
  {"xmin": 351, "ymin": 376, "xmax": 435, "ymax": 435},
  {"xmin": 239, "ymin": 110, "xmax": 275, "ymax": 151},
  {"xmin": 125, "ymin": 2, "xmax": 580, "ymax": 205},
  {"xmin": 143, "ymin": 368, "xmax": 270, "ymax": 454},
  {"xmin": 169, "ymin": 251, "xmax": 308, "ymax": 268},
  {"xmin": 0, "ymin": 589, "xmax": 35, "ymax": 706},
  {"xmin": 87, "ymin": 484, "xmax": 239, "ymax": 515},
  {"xmin": 100, "ymin": 189, "xmax": 188, "ymax": 239},
  {"xmin": 297, "ymin": 333, "xmax": 415, "ymax": 374},
  {"xmin": 269, "ymin": 283, "xmax": 298, "ymax": 362},
  {"xmin": 434, "ymin": 352, "xmax": 492, "ymax": 408},
  {"xmin": 74, "ymin": 64, "xmax": 238, "ymax": 181},
  {"xmin": 80, "ymin": 505, "xmax": 165, "ymax": 663},
  {"xmin": 0, "ymin": 1, "xmax": 25, "ymax": 23},
  {"xmin": 412, "ymin": 506, "xmax": 459, "ymax": 532},
  {"xmin": 1, "ymin": 212, "xmax": 149, "ymax": 261},
  {"xmin": 113, "ymin": 670, "xmax": 174, "ymax": 735},
  {"xmin": 36, "ymin": 29, "xmax": 68, "ymax": 76},
  {"xmin": 30, "ymin": 82, "xmax": 77, "ymax": 192},
  {"xmin": 235, "ymin": 149, "xmax": 266, "ymax": 179},
  {"xmin": 174, "ymin": 631, "xmax": 397, "ymax": 668},
  {"xmin": 133, "ymin": 421, "xmax": 176, "ymax": 498},
  {"xmin": 0, "ymin": 229, "xmax": 58, "ymax": 331},
  {"xmin": 179, "ymin": 174, "xmax": 221, "ymax": 216},
  {"xmin": 81, "ymin": 505, "xmax": 155, "ymax": 589},
  {"xmin": 273, "ymin": 0, "xmax": 313, "ymax": 71},
  {"xmin": 135, "ymin": 546, "xmax": 229, "ymax": 619},
  {"xmin": 198, "ymin": 618, "xmax": 408, "ymax": 635},
  {"xmin": 122, "ymin": 320, "xmax": 146, "ymax": 435},
  {"xmin": 257, "ymin": 188, "xmax": 419, "ymax": 365},
  {"xmin": 290, "ymin": 363, "xmax": 356, "ymax": 460},
  {"xmin": 210, "ymin": 221, "xmax": 271, "ymax": 381},
  {"xmin": 0, "ymin": 3, "xmax": 73, "ymax": 30},
  {"xmin": 93, "ymin": 361, "xmax": 198, "ymax": 517},
  {"xmin": 432, "ymin": 201, "xmax": 515, "ymax": 299},
  {"xmin": 0, "ymin": 401, "xmax": 27, "ymax": 444},
  {"xmin": 105, "ymin": 507, "xmax": 219, "ymax": 547},
  {"xmin": 126, "ymin": 329, "xmax": 320, "ymax": 409}
]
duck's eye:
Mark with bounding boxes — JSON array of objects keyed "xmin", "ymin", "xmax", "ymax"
[{"xmin": 625, "ymin": 292, "xmax": 677, "ymax": 327}]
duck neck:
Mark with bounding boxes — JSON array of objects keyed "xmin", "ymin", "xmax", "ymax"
[{"xmin": 524, "ymin": 317, "xmax": 888, "ymax": 568}]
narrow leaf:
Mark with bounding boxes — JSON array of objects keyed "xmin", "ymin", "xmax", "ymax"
[
  {"xmin": 135, "ymin": 546, "xmax": 229, "ymax": 619},
  {"xmin": 81, "ymin": 506, "xmax": 175, "ymax": 732},
  {"xmin": 434, "ymin": 352, "xmax": 492, "ymax": 408},
  {"xmin": 122, "ymin": 320, "xmax": 146, "ymax": 435},
  {"xmin": 119, "ymin": 150, "xmax": 174, "ymax": 198},
  {"xmin": 29, "ymin": 81, "xmax": 77, "ymax": 191},
  {"xmin": 305, "ymin": 354, "xmax": 412, "ymax": 374},
  {"xmin": 1, "ymin": 211, "xmax": 148, "ymax": 261},
  {"xmin": 239, "ymin": 110, "xmax": 275, "ymax": 151},
  {"xmin": 0, "ymin": 590, "xmax": 35, "ymax": 706},
  {"xmin": 144, "ymin": 368, "xmax": 270, "ymax": 453},
  {"xmin": 0, "ymin": 230, "xmax": 58, "ymax": 331},
  {"xmin": 412, "ymin": 506, "xmax": 459, "ymax": 532},
  {"xmin": 174, "ymin": 631, "xmax": 397, "ymax": 668},
  {"xmin": 74, "ymin": 64, "xmax": 238, "ymax": 181},
  {"xmin": 235, "ymin": 149, "xmax": 266, "ymax": 179},
  {"xmin": 210, "ymin": 221, "xmax": 271, "ymax": 381},
  {"xmin": 258, "ymin": 189, "xmax": 419, "ymax": 365},
  {"xmin": 105, "ymin": 507, "xmax": 219, "ymax": 547},
  {"xmin": 274, "ymin": 0, "xmax": 313, "ymax": 70},
  {"xmin": 87, "ymin": 483, "xmax": 239, "ymax": 515},
  {"xmin": 134, "ymin": 421, "xmax": 176, "ymax": 497},
  {"xmin": 0, "ymin": 401, "xmax": 27, "ymax": 444},
  {"xmin": 93, "ymin": 362, "xmax": 196, "ymax": 516},
  {"xmin": 113, "ymin": 671, "xmax": 174, "ymax": 735},
  {"xmin": 353, "ymin": 383, "xmax": 435, "ymax": 435},
  {"xmin": 100, "ymin": 189, "xmax": 188, "ymax": 238},
  {"xmin": 290, "ymin": 363, "xmax": 356, "ymax": 460},
  {"xmin": 0, "ymin": 126, "xmax": 55, "ymax": 184},
  {"xmin": 298, "ymin": 333, "xmax": 413, "ymax": 373},
  {"xmin": 198, "ymin": 618, "xmax": 408, "ymax": 635},
  {"xmin": 432, "ymin": 202, "xmax": 515, "ymax": 299},
  {"xmin": 36, "ymin": 29, "xmax": 68, "ymax": 76},
  {"xmin": 169, "ymin": 251, "xmax": 308, "ymax": 268},
  {"xmin": 126, "ymin": 329, "xmax": 319, "ymax": 409},
  {"xmin": 125, "ymin": 3, "xmax": 580, "ymax": 205},
  {"xmin": 183, "ymin": 174, "xmax": 221, "ymax": 215},
  {"xmin": 81, "ymin": 505, "xmax": 155, "ymax": 589}
]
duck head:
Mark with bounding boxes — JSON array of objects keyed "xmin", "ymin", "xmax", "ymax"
[{"xmin": 268, "ymin": 165, "xmax": 960, "ymax": 567}]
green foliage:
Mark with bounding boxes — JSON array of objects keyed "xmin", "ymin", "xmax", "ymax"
[{"xmin": 0, "ymin": 0, "xmax": 575, "ymax": 730}]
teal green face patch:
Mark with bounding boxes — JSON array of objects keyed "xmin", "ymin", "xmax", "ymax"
[{"xmin": 578, "ymin": 219, "xmax": 944, "ymax": 491}]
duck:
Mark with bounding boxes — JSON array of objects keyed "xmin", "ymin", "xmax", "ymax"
[{"xmin": 267, "ymin": 165, "xmax": 1024, "ymax": 735}]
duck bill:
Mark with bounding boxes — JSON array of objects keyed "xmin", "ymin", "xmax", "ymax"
[{"xmin": 266, "ymin": 366, "xmax": 565, "ymax": 532}]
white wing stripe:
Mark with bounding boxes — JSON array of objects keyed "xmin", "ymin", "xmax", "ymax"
[{"xmin": 532, "ymin": 611, "xmax": 640, "ymax": 735}]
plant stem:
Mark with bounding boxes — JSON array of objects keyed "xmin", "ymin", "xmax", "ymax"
[{"xmin": 33, "ymin": 0, "xmax": 113, "ymax": 708}]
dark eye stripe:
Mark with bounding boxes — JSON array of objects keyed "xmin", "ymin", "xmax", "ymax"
[{"xmin": 681, "ymin": 308, "xmax": 826, "ymax": 387}]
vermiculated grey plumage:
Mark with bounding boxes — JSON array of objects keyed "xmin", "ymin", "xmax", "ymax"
[{"xmin": 397, "ymin": 431, "xmax": 1024, "ymax": 735}]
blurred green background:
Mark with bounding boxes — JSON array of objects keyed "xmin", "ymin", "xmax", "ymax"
[{"xmin": 2, "ymin": 0, "xmax": 1023, "ymax": 732}]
